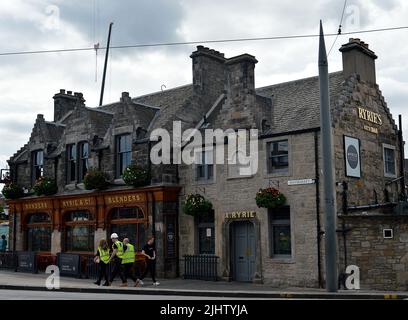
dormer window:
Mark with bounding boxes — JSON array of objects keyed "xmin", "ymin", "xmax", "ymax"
[
  {"xmin": 66, "ymin": 144, "xmax": 76, "ymax": 183},
  {"xmin": 78, "ymin": 142, "xmax": 89, "ymax": 182},
  {"xmin": 116, "ymin": 134, "xmax": 132, "ymax": 178},
  {"xmin": 31, "ymin": 150, "xmax": 43, "ymax": 184}
]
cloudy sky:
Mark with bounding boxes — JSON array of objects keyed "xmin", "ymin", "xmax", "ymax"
[{"xmin": 0, "ymin": 0, "xmax": 407, "ymax": 175}]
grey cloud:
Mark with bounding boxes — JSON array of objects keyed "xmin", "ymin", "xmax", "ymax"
[{"xmin": 57, "ymin": 1, "xmax": 184, "ymax": 46}]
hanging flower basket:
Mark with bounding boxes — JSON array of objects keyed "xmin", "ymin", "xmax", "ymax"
[
  {"xmin": 255, "ymin": 187, "xmax": 286, "ymax": 209},
  {"xmin": 122, "ymin": 164, "xmax": 149, "ymax": 188},
  {"xmin": 83, "ymin": 167, "xmax": 110, "ymax": 190},
  {"xmin": 33, "ymin": 176, "xmax": 58, "ymax": 196},
  {"xmin": 2, "ymin": 182, "xmax": 24, "ymax": 200},
  {"xmin": 182, "ymin": 194, "xmax": 213, "ymax": 217}
]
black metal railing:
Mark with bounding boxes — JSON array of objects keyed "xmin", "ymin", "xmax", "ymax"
[
  {"xmin": 183, "ymin": 254, "xmax": 219, "ymax": 281},
  {"xmin": 79, "ymin": 254, "xmax": 146, "ymax": 280},
  {"xmin": 0, "ymin": 252, "xmax": 17, "ymax": 270}
]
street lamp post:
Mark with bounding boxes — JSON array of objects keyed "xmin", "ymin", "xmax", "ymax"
[{"xmin": 318, "ymin": 20, "xmax": 338, "ymax": 292}]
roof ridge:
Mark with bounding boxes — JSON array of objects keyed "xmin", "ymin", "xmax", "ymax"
[
  {"xmin": 256, "ymin": 70, "xmax": 343, "ymax": 91},
  {"xmin": 132, "ymin": 83, "xmax": 192, "ymax": 100}
]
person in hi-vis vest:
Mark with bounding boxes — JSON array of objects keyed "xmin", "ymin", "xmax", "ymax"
[
  {"xmin": 93, "ymin": 239, "xmax": 110, "ymax": 286},
  {"xmin": 108, "ymin": 233, "xmax": 127, "ymax": 286},
  {"xmin": 121, "ymin": 238, "xmax": 138, "ymax": 286}
]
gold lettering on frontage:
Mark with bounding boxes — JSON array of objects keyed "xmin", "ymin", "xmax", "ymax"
[
  {"xmin": 363, "ymin": 125, "xmax": 378, "ymax": 134},
  {"xmin": 225, "ymin": 211, "xmax": 256, "ymax": 219},
  {"xmin": 61, "ymin": 198, "xmax": 92, "ymax": 208},
  {"xmin": 357, "ymin": 107, "xmax": 382, "ymax": 125},
  {"xmin": 23, "ymin": 202, "xmax": 48, "ymax": 210},
  {"xmin": 105, "ymin": 193, "xmax": 143, "ymax": 205}
]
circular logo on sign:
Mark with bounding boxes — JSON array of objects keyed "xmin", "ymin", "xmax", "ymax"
[
  {"xmin": 167, "ymin": 233, "xmax": 174, "ymax": 241},
  {"xmin": 347, "ymin": 145, "xmax": 359, "ymax": 169}
]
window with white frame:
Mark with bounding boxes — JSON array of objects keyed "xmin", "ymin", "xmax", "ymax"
[
  {"xmin": 31, "ymin": 150, "xmax": 44, "ymax": 184},
  {"xmin": 66, "ymin": 144, "xmax": 76, "ymax": 183},
  {"xmin": 195, "ymin": 148, "xmax": 214, "ymax": 181},
  {"xmin": 383, "ymin": 144, "xmax": 396, "ymax": 177},
  {"xmin": 78, "ymin": 142, "xmax": 89, "ymax": 182},
  {"xmin": 116, "ymin": 134, "xmax": 132, "ymax": 178}
]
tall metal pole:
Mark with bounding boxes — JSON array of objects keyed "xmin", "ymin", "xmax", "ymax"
[
  {"xmin": 99, "ymin": 22, "xmax": 113, "ymax": 107},
  {"xmin": 318, "ymin": 20, "xmax": 338, "ymax": 292}
]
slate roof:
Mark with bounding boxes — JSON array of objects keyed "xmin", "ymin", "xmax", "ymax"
[
  {"xmin": 132, "ymin": 84, "xmax": 194, "ymax": 132},
  {"xmin": 256, "ymin": 71, "xmax": 344, "ymax": 135}
]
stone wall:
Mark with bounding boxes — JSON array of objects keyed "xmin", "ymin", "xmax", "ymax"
[
  {"xmin": 338, "ymin": 215, "xmax": 408, "ymax": 291},
  {"xmin": 178, "ymin": 131, "xmax": 322, "ymax": 287},
  {"xmin": 333, "ymin": 74, "xmax": 402, "ymax": 208}
]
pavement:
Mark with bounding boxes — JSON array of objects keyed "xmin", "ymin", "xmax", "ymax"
[{"xmin": 0, "ymin": 270, "xmax": 407, "ymax": 299}]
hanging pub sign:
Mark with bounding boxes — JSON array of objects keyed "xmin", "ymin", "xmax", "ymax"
[{"xmin": 344, "ymin": 135, "xmax": 361, "ymax": 178}]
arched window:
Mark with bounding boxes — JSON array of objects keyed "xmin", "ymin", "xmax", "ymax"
[
  {"xmin": 110, "ymin": 207, "xmax": 145, "ymax": 251},
  {"xmin": 63, "ymin": 211, "xmax": 94, "ymax": 252},
  {"xmin": 26, "ymin": 213, "xmax": 51, "ymax": 252}
]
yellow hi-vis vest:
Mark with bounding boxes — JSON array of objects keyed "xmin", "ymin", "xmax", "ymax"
[
  {"xmin": 98, "ymin": 247, "xmax": 110, "ymax": 264},
  {"xmin": 113, "ymin": 241, "xmax": 124, "ymax": 259},
  {"xmin": 121, "ymin": 243, "xmax": 135, "ymax": 265}
]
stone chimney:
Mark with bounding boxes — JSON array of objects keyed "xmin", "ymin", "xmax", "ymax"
[
  {"xmin": 190, "ymin": 46, "xmax": 226, "ymax": 110},
  {"xmin": 53, "ymin": 89, "xmax": 85, "ymax": 122},
  {"xmin": 225, "ymin": 54, "xmax": 258, "ymax": 96},
  {"xmin": 339, "ymin": 38, "xmax": 378, "ymax": 84},
  {"xmin": 120, "ymin": 92, "xmax": 131, "ymax": 103}
]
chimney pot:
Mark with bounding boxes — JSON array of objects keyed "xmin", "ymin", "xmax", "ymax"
[
  {"xmin": 67, "ymin": 91, "xmax": 72, "ymax": 95},
  {"xmin": 59, "ymin": 89, "xmax": 65, "ymax": 94},
  {"xmin": 340, "ymin": 38, "xmax": 377, "ymax": 84}
]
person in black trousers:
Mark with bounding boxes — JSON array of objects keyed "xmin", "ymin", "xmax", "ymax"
[
  {"xmin": 108, "ymin": 233, "xmax": 127, "ymax": 287},
  {"xmin": 94, "ymin": 239, "xmax": 110, "ymax": 286},
  {"xmin": 136, "ymin": 236, "xmax": 160, "ymax": 286}
]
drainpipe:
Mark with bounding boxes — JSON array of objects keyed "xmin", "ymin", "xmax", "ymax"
[
  {"xmin": 54, "ymin": 158, "xmax": 58, "ymax": 183},
  {"xmin": 13, "ymin": 210, "xmax": 17, "ymax": 253},
  {"xmin": 150, "ymin": 191, "xmax": 156, "ymax": 237},
  {"xmin": 341, "ymin": 181, "xmax": 348, "ymax": 271},
  {"xmin": 398, "ymin": 115, "xmax": 405, "ymax": 200},
  {"xmin": 314, "ymin": 131, "xmax": 323, "ymax": 288}
]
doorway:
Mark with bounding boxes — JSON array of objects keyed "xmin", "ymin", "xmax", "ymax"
[{"xmin": 231, "ymin": 221, "xmax": 255, "ymax": 282}]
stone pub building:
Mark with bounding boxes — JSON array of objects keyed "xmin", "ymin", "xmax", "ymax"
[{"xmin": 4, "ymin": 38, "xmax": 408, "ymax": 290}]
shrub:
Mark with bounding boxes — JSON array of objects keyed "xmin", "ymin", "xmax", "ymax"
[
  {"xmin": 255, "ymin": 187, "xmax": 286, "ymax": 209},
  {"xmin": 2, "ymin": 183, "xmax": 24, "ymax": 199},
  {"xmin": 33, "ymin": 176, "xmax": 58, "ymax": 196},
  {"xmin": 122, "ymin": 164, "xmax": 149, "ymax": 187},
  {"xmin": 83, "ymin": 167, "xmax": 110, "ymax": 190},
  {"xmin": 182, "ymin": 194, "xmax": 213, "ymax": 217}
]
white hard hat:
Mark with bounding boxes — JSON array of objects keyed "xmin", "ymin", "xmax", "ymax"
[{"xmin": 110, "ymin": 233, "xmax": 119, "ymax": 239}]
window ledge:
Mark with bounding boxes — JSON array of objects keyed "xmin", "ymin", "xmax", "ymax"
[
  {"xmin": 64, "ymin": 183, "xmax": 76, "ymax": 191},
  {"xmin": 113, "ymin": 178, "xmax": 126, "ymax": 185},
  {"xmin": 76, "ymin": 183, "xmax": 85, "ymax": 190},
  {"xmin": 227, "ymin": 175, "xmax": 254, "ymax": 180},
  {"xmin": 267, "ymin": 257, "xmax": 295, "ymax": 264},
  {"xmin": 264, "ymin": 172, "xmax": 290, "ymax": 178},
  {"xmin": 193, "ymin": 179, "xmax": 215, "ymax": 186}
]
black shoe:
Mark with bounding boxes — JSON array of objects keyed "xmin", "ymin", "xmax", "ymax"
[
  {"xmin": 103, "ymin": 282, "xmax": 110, "ymax": 286},
  {"xmin": 94, "ymin": 281, "xmax": 101, "ymax": 285}
]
